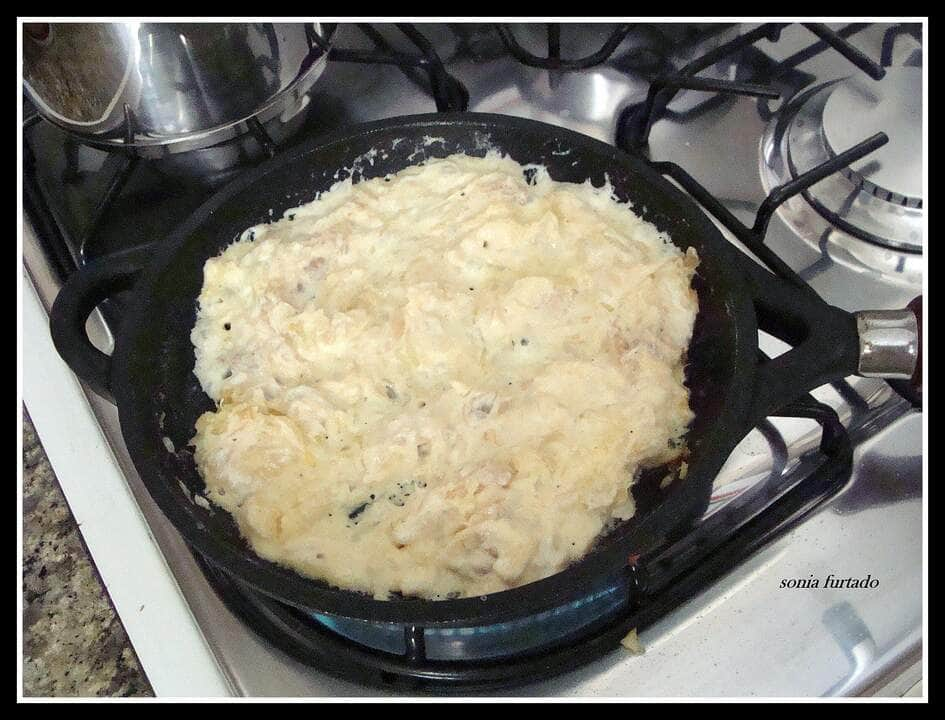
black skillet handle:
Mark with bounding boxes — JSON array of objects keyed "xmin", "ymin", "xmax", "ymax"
[
  {"xmin": 49, "ymin": 251, "xmax": 147, "ymax": 403},
  {"xmin": 739, "ymin": 259, "xmax": 861, "ymax": 426}
]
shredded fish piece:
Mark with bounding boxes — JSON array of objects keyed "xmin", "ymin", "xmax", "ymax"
[{"xmin": 620, "ymin": 628, "xmax": 645, "ymax": 655}]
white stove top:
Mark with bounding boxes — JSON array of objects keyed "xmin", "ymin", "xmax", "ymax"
[{"xmin": 22, "ymin": 22, "xmax": 925, "ymax": 697}]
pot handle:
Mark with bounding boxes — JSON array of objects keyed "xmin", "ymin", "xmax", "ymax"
[
  {"xmin": 49, "ymin": 251, "xmax": 147, "ymax": 403},
  {"xmin": 739, "ymin": 259, "xmax": 861, "ymax": 425}
]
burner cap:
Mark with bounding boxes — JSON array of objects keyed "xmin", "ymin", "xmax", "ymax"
[
  {"xmin": 822, "ymin": 67, "xmax": 922, "ymax": 207},
  {"xmin": 780, "ymin": 73, "xmax": 924, "ymax": 254}
]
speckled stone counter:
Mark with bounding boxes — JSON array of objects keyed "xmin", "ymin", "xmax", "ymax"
[{"xmin": 22, "ymin": 409, "xmax": 154, "ymax": 697}]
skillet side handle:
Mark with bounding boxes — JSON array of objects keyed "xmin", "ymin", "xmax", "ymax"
[
  {"xmin": 741, "ymin": 261, "xmax": 860, "ymax": 425},
  {"xmin": 49, "ymin": 254, "xmax": 145, "ymax": 403}
]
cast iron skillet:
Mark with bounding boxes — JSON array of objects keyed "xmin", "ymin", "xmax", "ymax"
[{"xmin": 49, "ymin": 113, "xmax": 860, "ymax": 625}]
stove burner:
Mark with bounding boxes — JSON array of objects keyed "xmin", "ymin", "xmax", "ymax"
[
  {"xmin": 822, "ymin": 67, "xmax": 921, "ymax": 206},
  {"xmin": 192, "ymin": 553, "xmax": 642, "ymax": 690},
  {"xmin": 780, "ymin": 71, "xmax": 923, "ymax": 253},
  {"xmin": 310, "ymin": 580, "xmax": 627, "ymax": 661}
]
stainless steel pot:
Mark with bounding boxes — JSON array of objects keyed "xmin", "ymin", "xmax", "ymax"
[{"xmin": 23, "ymin": 22, "xmax": 333, "ymax": 157}]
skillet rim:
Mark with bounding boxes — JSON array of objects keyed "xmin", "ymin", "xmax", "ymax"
[{"xmin": 111, "ymin": 111, "xmax": 758, "ymax": 624}]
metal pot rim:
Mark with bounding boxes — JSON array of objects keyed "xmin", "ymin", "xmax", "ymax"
[{"xmin": 25, "ymin": 23, "xmax": 335, "ymax": 155}]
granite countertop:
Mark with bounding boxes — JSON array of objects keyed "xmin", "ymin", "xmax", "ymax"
[{"xmin": 22, "ymin": 409, "xmax": 154, "ymax": 697}]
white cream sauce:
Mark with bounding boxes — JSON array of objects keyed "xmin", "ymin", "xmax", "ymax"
[{"xmin": 190, "ymin": 153, "xmax": 699, "ymax": 600}]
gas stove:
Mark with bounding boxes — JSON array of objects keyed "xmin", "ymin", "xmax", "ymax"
[{"xmin": 22, "ymin": 22, "xmax": 924, "ymax": 696}]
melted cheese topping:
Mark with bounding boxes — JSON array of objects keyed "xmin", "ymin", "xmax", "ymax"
[{"xmin": 190, "ymin": 154, "xmax": 699, "ymax": 600}]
